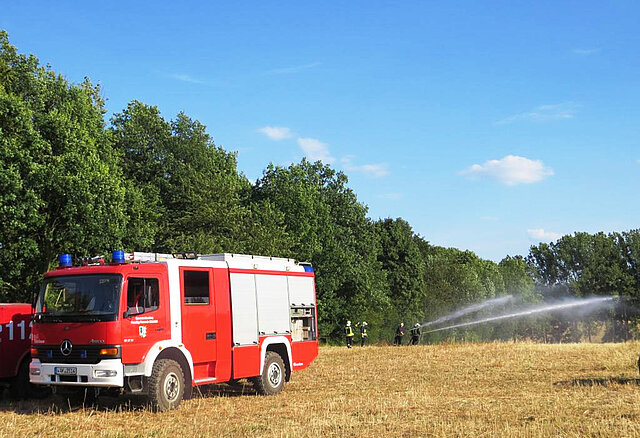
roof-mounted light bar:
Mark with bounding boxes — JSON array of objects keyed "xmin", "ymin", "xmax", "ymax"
[
  {"xmin": 59, "ymin": 254, "xmax": 72, "ymax": 268},
  {"xmin": 112, "ymin": 250, "xmax": 126, "ymax": 264}
]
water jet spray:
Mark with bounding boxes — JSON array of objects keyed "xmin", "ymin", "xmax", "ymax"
[
  {"xmin": 424, "ymin": 296, "xmax": 615, "ymax": 334},
  {"xmin": 421, "ymin": 295, "xmax": 514, "ymax": 329}
]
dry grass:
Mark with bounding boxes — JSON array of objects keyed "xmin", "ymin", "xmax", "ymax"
[{"xmin": 2, "ymin": 342, "xmax": 640, "ymax": 437}]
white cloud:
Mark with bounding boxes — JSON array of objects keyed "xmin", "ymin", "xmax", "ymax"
[
  {"xmin": 267, "ymin": 62, "xmax": 321, "ymax": 75},
  {"xmin": 341, "ymin": 156, "xmax": 390, "ymax": 177},
  {"xmin": 460, "ymin": 155, "xmax": 554, "ymax": 186},
  {"xmin": 495, "ymin": 103, "xmax": 577, "ymax": 125},
  {"xmin": 527, "ymin": 228, "xmax": 562, "ymax": 242},
  {"xmin": 358, "ymin": 163, "xmax": 390, "ymax": 177},
  {"xmin": 257, "ymin": 126, "xmax": 293, "ymax": 140},
  {"xmin": 297, "ymin": 137, "xmax": 335, "ymax": 164},
  {"xmin": 258, "ymin": 131, "xmax": 386, "ymax": 176},
  {"xmin": 573, "ymin": 48, "xmax": 600, "ymax": 56},
  {"xmin": 169, "ymin": 73, "xmax": 204, "ymax": 84}
]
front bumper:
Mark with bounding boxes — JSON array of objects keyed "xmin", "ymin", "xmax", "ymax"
[{"xmin": 29, "ymin": 358, "xmax": 124, "ymax": 387}]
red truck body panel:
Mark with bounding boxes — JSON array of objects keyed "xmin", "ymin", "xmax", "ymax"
[{"xmin": 0, "ymin": 304, "xmax": 32, "ymax": 379}]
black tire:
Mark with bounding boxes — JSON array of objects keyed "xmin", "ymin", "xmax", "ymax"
[
  {"xmin": 8, "ymin": 360, "xmax": 29, "ymax": 400},
  {"xmin": 147, "ymin": 359, "xmax": 185, "ymax": 412},
  {"xmin": 251, "ymin": 351, "xmax": 286, "ymax": 396},
  {"xmin": 9, "ymin": 359, "xmax": 50, "ymax": 400}
]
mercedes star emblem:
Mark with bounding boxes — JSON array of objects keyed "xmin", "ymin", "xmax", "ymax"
[{"xmin": 60, "ymin": 339, "xmax": 73, "ymax": 356}]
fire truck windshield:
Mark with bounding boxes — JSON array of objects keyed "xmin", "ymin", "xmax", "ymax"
[{"xmin": 35, "ymin": 274, "xmax": 122, "ymax": 322}]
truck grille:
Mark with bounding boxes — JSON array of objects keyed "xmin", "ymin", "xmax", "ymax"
[{"xmin": 35, "ymin": 345, "xmax": 119, "ymax": 364}]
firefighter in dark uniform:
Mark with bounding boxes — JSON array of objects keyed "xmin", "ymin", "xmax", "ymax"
[
  {"xmin": 394, "ymin": 322, "xmax": 405, "ymax": 345},
  {"xmin": 345, "ymin": 320, "xmax": 354, "ymax": 348},
  {"xmin": 358, "ymin": 321, "xmax": 368, "ymax": 347},
  {"xmin": 410, "ymin": 323, "xmax": 421, "ymax": 345}
]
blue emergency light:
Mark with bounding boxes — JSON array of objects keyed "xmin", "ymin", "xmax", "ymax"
[
  {"xmin": 302, "ymin": 264, "xmax": 314, "ymax": 273},
  {"xmin": 59, "ymin": 254, "xmax": 72, "ymax": 267},
  {"xmin": 112, "ymin": 250, "xmax": 126, "ymax": 264}
]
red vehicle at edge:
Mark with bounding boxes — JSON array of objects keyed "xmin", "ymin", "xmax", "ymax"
[
  {"xmin": 30, "ymin": 252, "xmax": 318, "ymax": 410},
  {"xmin": 0, "ymin": 303, "xmax": 40, "ymax": 398}
]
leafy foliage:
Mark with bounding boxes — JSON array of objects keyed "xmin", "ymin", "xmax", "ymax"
[
  {"xmin": 0, "ymin": 31, "xmax": 139, "ymax": 300},
  {"xmin": 253, "ymin": 160, "xmax": 389, "ymax": 340}
]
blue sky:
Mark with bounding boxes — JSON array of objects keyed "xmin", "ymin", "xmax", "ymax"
[{"xmin": 2, "ymin": 1, "xmax": 639, "ymax": 260}]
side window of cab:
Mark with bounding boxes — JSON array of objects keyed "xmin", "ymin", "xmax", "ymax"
[{"xmin": 126, "ymin": 278, "xmax": 160, "ymax": 316}]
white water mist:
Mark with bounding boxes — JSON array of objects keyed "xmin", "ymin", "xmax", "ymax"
[
  {"xmin": 424, "ymin": 296, "xmax": 615, "ymax": 334},
  {"xmin": 421, "ymin": 295, "xmax": 513, "ymax": 328}
]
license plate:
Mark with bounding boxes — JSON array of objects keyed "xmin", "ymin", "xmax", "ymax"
[{"xmin": 55, "ymin": 367, "xmax": 77, "ymax": 376}]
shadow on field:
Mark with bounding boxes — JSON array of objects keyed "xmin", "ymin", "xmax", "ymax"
[
  {"xmin": 0, "ymin": 381, "xmax": 257, "ymax": 415},
  {"xmin": 193, "ymin": 380, "xmax": 257, "ymax": 399},
  {"xmin": 0, "ymin": 388, "xmax": 145, "ymax": 414},
  {"xmin": 554, "ymin": 377, "xmax": 640, "ymax": 387}
]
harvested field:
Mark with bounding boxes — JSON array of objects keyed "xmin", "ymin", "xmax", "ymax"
[{"xmin": 2, "ymin": 342, "xmax": 640, "ymax": 437}]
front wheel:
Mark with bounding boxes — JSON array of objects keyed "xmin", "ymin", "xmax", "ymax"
[
  {"xmin": 251, "ymin": 351, "xmax": 286, "ymax": 396},
  {"xmin": 147, "ymin": 359, "xmax": 185, "ymax": 411}
]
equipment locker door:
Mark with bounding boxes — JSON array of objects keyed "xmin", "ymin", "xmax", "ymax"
[{"xmin": 180, "ymin": 268, "xmax": 217, "ymax": 378}]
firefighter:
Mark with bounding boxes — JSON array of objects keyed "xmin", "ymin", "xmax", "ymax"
[
  {"xmin": 394, "ymin": 322, "xmax": 405, "ymax": 346},
  {"xmin": 358, "ymin": 321, "xmax": 368, "ymax": 347},
  {"xmin": 345, "ymin": 320, "xmax": 354, "ymax": 348},
  {"xmin": 409, "ymin": 323, "xmax": 421, "ymax": 345}
]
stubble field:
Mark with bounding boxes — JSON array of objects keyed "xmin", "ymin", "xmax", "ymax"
[{"xmin": 2, "ymin": 342, "xmax": 640, "ymax": 437}]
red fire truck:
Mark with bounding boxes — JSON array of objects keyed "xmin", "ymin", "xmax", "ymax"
[
  {"xmin": 0, "ymin": 303, "xmax": 33, "ymax": 397},
  {"xmin": 29, "ymin": 251, "xmax": 318, "ymax": 411}
]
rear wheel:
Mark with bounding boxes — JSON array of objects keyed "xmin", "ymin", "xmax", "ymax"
[
  {"xmin": 252, "ymin": 351, "xmax": 285, "ymax": 396},
  {"xmin": 9, "ymin": 359, "xmax": 50, "ymax": 400},
  {"xmin": 147, "ymin": 359, "xmax": 185, "ymax": 412}
]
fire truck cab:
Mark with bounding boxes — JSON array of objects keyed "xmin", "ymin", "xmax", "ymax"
[{"xmin": 30, "ymin": 251, "xmax": 318, "ymax": 411}]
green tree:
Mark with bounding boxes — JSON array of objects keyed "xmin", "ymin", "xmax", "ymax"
[
  {"xmin": 499, "ymin": 255, "xmax": 536, "ymax": 299},
  {"xmin": 158, "ymin": 113, "xmax": 249, "ymax": 253},
  {"xmin": 112, "ymin": 103, "xmax": 252, "ymax": 255},
  {"xmin": 0, "ymin": 31, "xmax": 142, "ymax": 301},
  {"xmin": 375, "ymin": 218, "xmax": 426, "ymax": 324},
  {"xmin": 253, "ymin": 160, "xmax": 389, "ymax": 341},
  {"xmin": 110, "ymin": 100, "xmax": 170, "ymax": 249}
]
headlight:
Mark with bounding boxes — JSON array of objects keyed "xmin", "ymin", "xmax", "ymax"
[
  {"xmin": 94, "ymin": 370, "xmax": 117, "ymax": 378},
  {"xmin": 30, "ymin": 367, "xmax": 41, "ymax": 376}
]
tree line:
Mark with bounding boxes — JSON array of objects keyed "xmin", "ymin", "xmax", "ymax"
[{"xmin": 1, "ymin": 32, "xmax": 638, "ymax": 343}]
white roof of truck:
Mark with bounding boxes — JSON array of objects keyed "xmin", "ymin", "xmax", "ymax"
[
  {"xmin": 128, "ymin": 252, "xmax": 308, "ymax": 273},
  {"xmin": 200, "ymin": 253, "xmax": 306, "ymax": 272}
]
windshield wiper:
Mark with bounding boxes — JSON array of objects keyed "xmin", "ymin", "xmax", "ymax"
[
  {"xmin": 81, "ymin": 317, "xmax": 104, "ymax": 322},
  {"xmin": 37, "ymin": 315, "xmax": 63, "ymax": 323}
]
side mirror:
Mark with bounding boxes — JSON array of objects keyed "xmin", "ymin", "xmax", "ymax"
[{"xmin": 123, "ymin": 307, "xmax": 144, "ymax": 318}]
